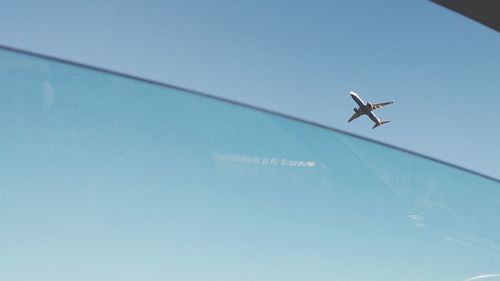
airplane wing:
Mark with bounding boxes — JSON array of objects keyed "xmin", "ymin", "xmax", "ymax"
[
  {"xmin": 372, "ymin": 101, "xmax": 394, "ymax": 110},
  {"xmin": 349, "ymin": 91, "xmax": 365, "ymax": 108},
  {"xmin": 348, "ymin": 111, "xmax": 362, "ymax": 122}
]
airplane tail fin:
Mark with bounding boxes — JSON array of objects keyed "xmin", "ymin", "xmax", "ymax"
[{"xmin": 372, "ymin": 120, "xmax": 390, "ymax": 129}]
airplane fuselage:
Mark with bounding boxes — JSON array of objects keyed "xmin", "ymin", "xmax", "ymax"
[
  {"xmin": 348, "ymin": 91, "xmax": 393, "ymax": 129},
  {"xmin": 351, "ymin": 92, "xmax": 381, "ymax": 125}
]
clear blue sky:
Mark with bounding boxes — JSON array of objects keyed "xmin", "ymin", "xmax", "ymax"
[{"xmin": 1, "ymin": 0, "xmax": 499, "ymax": 179}]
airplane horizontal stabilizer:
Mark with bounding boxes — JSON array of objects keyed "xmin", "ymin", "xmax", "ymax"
[{"xmin": 372, "ymin": 120, "xmax": 390, "ymax": 129}]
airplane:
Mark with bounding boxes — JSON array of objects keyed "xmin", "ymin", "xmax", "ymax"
[{"xmin": 348, "ymin": 91, "xmax": 394, "ymax": 129}]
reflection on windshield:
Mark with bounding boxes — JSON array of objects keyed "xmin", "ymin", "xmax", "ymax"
[
  {"xmin": 466, "ymin": 274, "xmax": 500, "ymax": 281},
  {"xmin": 0, "ymin": 47, "xmax": 499, "ymax": 281}
]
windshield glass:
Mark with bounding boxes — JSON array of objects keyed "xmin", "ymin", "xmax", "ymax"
[{"xmin": 1, "ymin": 47, "xmax": 499, "ymax": 280}]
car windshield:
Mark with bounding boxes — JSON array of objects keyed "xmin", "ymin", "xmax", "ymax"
[{"xmin": 1, "ymin": 47, "xmax": 499, "ymax": 281}]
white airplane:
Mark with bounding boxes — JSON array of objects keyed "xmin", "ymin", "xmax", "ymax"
[{"xmin": 348, "ymin": 91, "xmax": 394, "ymax": 129}]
